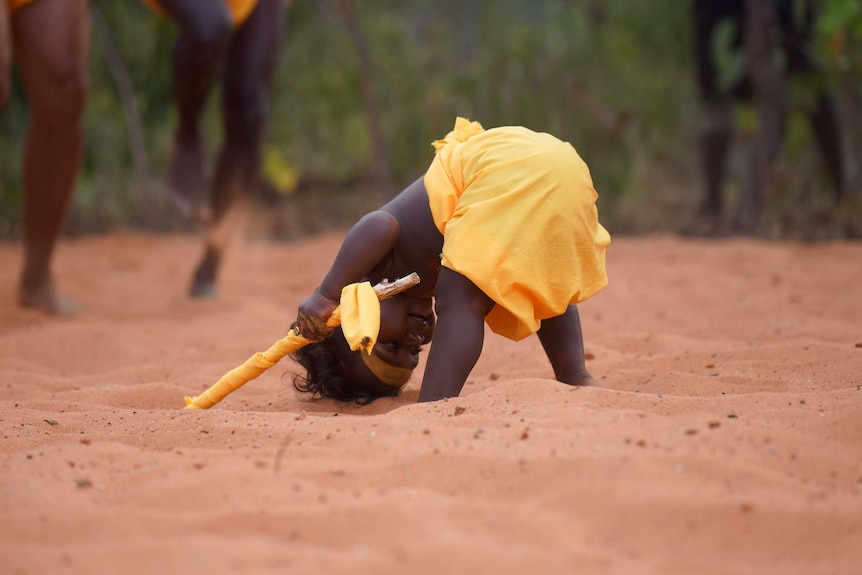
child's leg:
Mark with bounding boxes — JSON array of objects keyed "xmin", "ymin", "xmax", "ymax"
[{"xmin": 537, "ymin": 305, "xmax": 597, "ymax": 387}]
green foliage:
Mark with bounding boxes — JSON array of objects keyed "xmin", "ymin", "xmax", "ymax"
[
  {"xmin": 818, "ymin": 0, "xmax": 862, "ymax": 37},
  {"xmin": 710, "ymin": 19, "xmax": 746, "ymax": 93},
  {"xmin": 1, "ymin": 0, "xmax": 860, "ymax": 238}
]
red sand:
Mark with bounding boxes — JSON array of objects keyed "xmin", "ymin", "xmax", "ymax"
[{"xmin": 1, "ymin": 231, "xmax": 861, "ymax": 574}]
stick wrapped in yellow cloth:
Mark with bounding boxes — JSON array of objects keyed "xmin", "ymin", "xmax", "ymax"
[{"xmin": 184, "ymin": 273, "xmax": 420, "ymax": 410}]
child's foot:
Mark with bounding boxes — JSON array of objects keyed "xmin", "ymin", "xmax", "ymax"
[
  {"xmin": 565, "ymin": 370, "xmax": 599, "ymax": 388},
  {"xmin": 167, "ymin": 136, "xmax": 210, "ymax": 223},
  {"xmin": 576, "ymin": 375, "xmax": 599, "ymax": 387},
  {"xmin": 18, "ymin": 279, "xmax": 78, "ymax": 315}
]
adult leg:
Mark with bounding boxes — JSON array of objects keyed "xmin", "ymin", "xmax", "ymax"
[
  {"xmin": 692, "ymin": 0, "xmax": 737, "ymax": 218},
  {"xmin": 0, "ymin": 6, "xmax": 11, "ymax": 106},
  {"xmin": 158, "ymin": 0, "xmax": 232, "ymax": 221},
  {"xmin": 189, "ymin": 0, "xmax": 285, "ymax": 298},
  {"xmin": 808, "ymin": 91, "xmax": 846, "ymax": 201},
  {"xmin": 779, "ymin": 0, "xmax": 845, "ymax": 201},
  {"xmin": 700, "ymin": 100, "xmax": 734, "ymax": 217},
  {"xmin": 737, "ymin": 0, "xmax": 788, "ymax": 229},
  {"xmin": 691, "ymin": 0, "xmax": 731, "ymax": 217},
  {"xmin": 537, "ymin": 305, "xmax": 597, "ymax": 387},
  {"xmin": 12, "ymin": 0, "xmax": 89, "ymax": 313}
]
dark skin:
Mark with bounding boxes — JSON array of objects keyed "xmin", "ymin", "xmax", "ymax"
[
  {"xmin": 1, "ymin": 7, "xmax": 10, "ymax": 105},
  {"xmin": 156, "ymin": 0, "xmax": 285, "ymax": 298},
  {"xmin": 326, "ymin": 296, "xmax": 436, "ymax": 398},
  {"xmin": 2, "ymin": 0, "xmax": 90, "ymax": 314},
  {"xmin": 296, "ymin": 177, "xmax": 597, "ymax": 403}
]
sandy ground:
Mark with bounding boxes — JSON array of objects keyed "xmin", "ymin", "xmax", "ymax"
[{"xmin": 0, "ymin": 231, "xmax": 860, "ymax": 575}]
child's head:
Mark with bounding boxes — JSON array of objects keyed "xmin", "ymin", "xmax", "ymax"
[{"xmin": 292, "ymin": 295, "xmax": 435, "ymax": 404}]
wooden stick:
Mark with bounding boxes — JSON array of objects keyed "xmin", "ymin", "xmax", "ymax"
[
  {"xmin": 184, "ymin": 273, "xmax": 420, "ymax": 410},
  {"xmin": 372, "ymin": 272, "xmax": 420, "ymax": 299}
]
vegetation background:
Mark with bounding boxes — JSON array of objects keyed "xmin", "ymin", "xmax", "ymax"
[{"xmin": 1, "ymin": 0, "xmax": 861, "ymax": 240}]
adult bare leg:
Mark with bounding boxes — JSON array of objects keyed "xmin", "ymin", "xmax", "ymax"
[
  {"xmin": 737, "ymin": 0, "xmax": 788, "ymax": 231},
  {"xmin": 699, "ymin": 100, "xmax": 733, "ymax": 218},
  {"xmin": 12, "ymin": 0, "xmax": 89, "ymax": 313},
  {"xmin": 691, "ymin": 0, "xmax": 737, "ymax": 221},
  {"xmin": 190, "ymin": 0, "xmax": 285, "ymax": 298},
  {"xmin": 0, "ymin": 6, "xmax": 11, "ymax": 106},
  {"xmin": 158, "ymin": 0, "xmax": 232, "ymax": 221},
  {"xmin": 808, "ymin": 91, "xmax": 846, "ymax": 202}
]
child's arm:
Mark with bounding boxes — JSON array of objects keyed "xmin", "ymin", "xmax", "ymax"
[
  {"xmin": 297, "ymin": 211, "xmax": 399, "ymax": 339},
  {"xmin": 537, "ymin": 304, "xmax": 597, "ymax": 386},
  {"xmin": 319, "ymin": 211, "xmax": 400, "ymax": 299},
  {"xmin": 417, "ymin": 268, "xmax": 494, "ymax": 402}
]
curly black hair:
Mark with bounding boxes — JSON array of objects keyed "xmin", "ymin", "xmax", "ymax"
[{"xmin": 290, "ymin": 326, "xmax": 398, "ymax": 405}]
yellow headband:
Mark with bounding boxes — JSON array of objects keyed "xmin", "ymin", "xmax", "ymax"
[{"xmin": 360, "ymin": 352, "xmax": 413, "ymax": 389}]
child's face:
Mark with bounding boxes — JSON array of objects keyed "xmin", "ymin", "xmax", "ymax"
[
  {"xmin": 342, "ymin": 295, "xmax": 435, "ymax": 395},
  {"xmin": 375, "ymin": 295, "xmax": 435, "ymax": 368}
]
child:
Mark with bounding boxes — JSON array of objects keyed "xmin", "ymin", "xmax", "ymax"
[{"xmin": 292, "ymin": 117, "xmax": 610, "ymax": 403}]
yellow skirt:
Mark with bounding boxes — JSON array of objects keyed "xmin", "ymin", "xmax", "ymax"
[
  {"xmin": 144, "ymin": 0, "xmax": 259, "ymax": 27},
  {"xmin": 424, "ymin": 118, "xmax": 611, "ymax": 341}
]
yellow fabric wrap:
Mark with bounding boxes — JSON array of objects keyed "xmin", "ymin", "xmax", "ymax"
[
  {"xmin": 424, "ymin": 117, "xmax": 611, "ymax": 341},
  {"xmin": 184, "ymin": 281, "xmax": 379, "ymax": 409},
  {"xmin": 7, "ymin": 0, "xmax": 36, "ymax": 14},
  {"xmin": 143, "ymin": 0, "xmax": 259, "ymax": 27},
  {"xmin": 339, "ymin": 282, "xmax": 379, "ymax": 355}
]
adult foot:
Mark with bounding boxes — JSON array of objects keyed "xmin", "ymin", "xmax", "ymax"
[
  {"xmin": 189, "ymin": 250, "xmax": 219, "ymax": 299},
  {"xmin": 189, "ymin": 277, "xmax": 218, "ymax": 299},
  {"xmin": 18, "ymin": 280, "xmax": 78, "ymax": 315}
]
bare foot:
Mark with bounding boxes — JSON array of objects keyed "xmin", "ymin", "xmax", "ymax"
[
  {"xmin": 578, "ymin": 376, "xmax": 599, "ymax": 387},
  {"xmin": 167, "ymin": 135, "xmax": 210, "ymax": 222},
  {"xmin": 18, "ymin": 279, "xmax": 78, "ymax": 315},
  {"xmin": 565, "ymin": 370, "xmax": 599, "ymax": 388},
  {"xmin": 189, "ymin": 277, "xmax": 218, "ymax": 299},
  {"xmin": 570, "ymin": 375, "xmax": 599, "ymax": 388}
]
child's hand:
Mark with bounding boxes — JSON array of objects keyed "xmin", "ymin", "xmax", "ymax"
[{"xmin": 296, "ymin": 290, "xmax": 340, "ymax": 340}]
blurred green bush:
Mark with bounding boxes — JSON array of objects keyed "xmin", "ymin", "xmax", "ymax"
[{"xmin": 1, "ymin": 0, "xmax": 860, "ymax": 239}]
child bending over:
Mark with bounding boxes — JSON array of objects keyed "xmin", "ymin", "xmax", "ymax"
[{"xmin": 292, "ymin": 118, "xmax": 610, "ymax": 404}]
